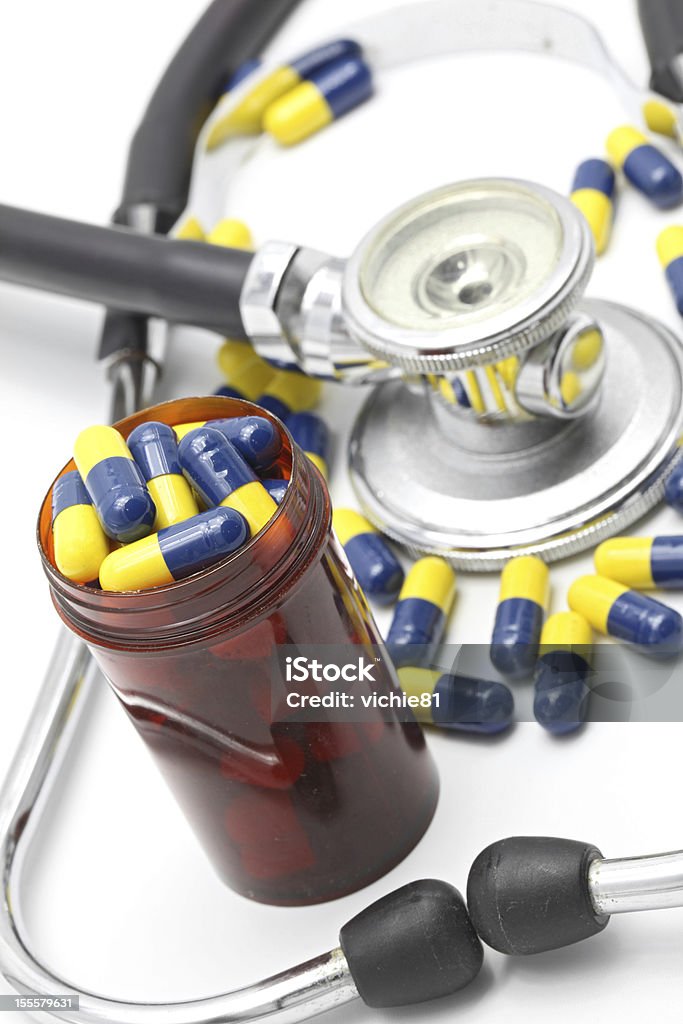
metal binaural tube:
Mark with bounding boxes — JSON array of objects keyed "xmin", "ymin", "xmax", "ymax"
[{"xmin": 589, "ymin": 850, "xmax": 683, "ymax": 916}]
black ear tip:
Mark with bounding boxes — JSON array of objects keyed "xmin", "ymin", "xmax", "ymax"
[
  {"xmin": 340, "ymin": 879, "xmax": 483, "ymax": 1008},
  {"xmin": 467, "ymin": 836, "xmax": 609, "ymax": 956}
]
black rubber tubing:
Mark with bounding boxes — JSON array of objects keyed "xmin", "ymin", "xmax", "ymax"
[
  {"xmin": 0, "ymin": 204, "xmax": 252, "ymax": 338},
  {"xmin": 638, "ymin": 0, "xmax": 683, "ymax": 103},
  {"xmin": 119, "ymin": 0, "xmax": 304, "ymax": 226}
]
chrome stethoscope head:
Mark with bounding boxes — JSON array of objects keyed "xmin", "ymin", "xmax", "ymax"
[{"xmin": 240, "ymin": 176, "xmax": 683, "ymax": 568}]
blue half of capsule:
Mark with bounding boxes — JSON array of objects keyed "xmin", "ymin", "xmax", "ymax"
[
  {"xmin": 332, "ymin": 508, "xmax": 404, "ymax": 605},
  {"xmin": 665, "ymin": 462, "xmax": 683, "ymax": 512},
  {"xmin": 214, "ymin": 385, "xmax": 244, "ymax": 399},
  {"xmin": 432, "ymin": 674, "xmax": 514, "ymax": 734},
  {"xmin": 210, "ymin": 416, "xmax": 282, "ymax": 470},
  {"xmin": 286, "ymin": 411, "xmax": 330, "ymax": 478},
  {"xmin": 224, "ymin": 58, "xmax": 262, "ymax": 92},
  {"xmin": 534, "ymin": 654, "xmax": 590, "ymax": 736},
  {"xmin": 291, "ymin": 38, "xmax": 362, "ymax": 78},
  {"xmin": 262, "ymin": 478, "xmax": 289, "ymax": 504},
  {"xmin": 128, "ymin": 421, "xmax": 181, "ymax": 479}
]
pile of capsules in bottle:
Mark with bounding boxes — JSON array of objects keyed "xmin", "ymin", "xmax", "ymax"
[{"xmin": 51, "ymin": 415, "xmax": 288, "ymax": 590}]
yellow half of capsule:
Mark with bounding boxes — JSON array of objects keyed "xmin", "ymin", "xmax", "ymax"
[
  {"xmin": 464, "ymin": 370, "xmax": 485, "ymax": 413},
  {"xmin": 217, "ymin": 340, "xmax": 275, "ymax": 400},
  {"xmin": 220, "ymin": 481, "xmax": 276, "ymax": 535},
  {"xmin": 333, "ymin": 508, "xmax": 375, "ymax": 545},
  {"xmin": 496, "ymin": 357, "xmax": 519, "ymax": 389},
  {"xmin": 148, "ymin": 474, "xmax": 199, "ymax": 530},
  {"xmin": 397, "ymin": 666, "xmax": 437, "ymax": 724},
  {"xmin": 438, "ymin": 377, "xmax": 456, "ymax": 405},
  {"xmin": 570, "ymin": 189, "xmax": 612, "ymax": 255},
  {"xmin": 175, "ymin": 216, "xmax": 206, "ymax": 241},
  {"xmin": 560, "ymin": 371, "xmax": 582, "ymax": 407},
  {"xmin": 594, "ymin": 537, "xmax": 654, "ymax": 589},
  {"xmin": 207, "ymin": 66, "xmax": 301, "ymax": 149},
  {"xmin": 306, "ymin": 451, "xmax": 328, "ymax": 479},
  {"xmin": 484, "ymin": 365, "xmax": 506, "ymax": 411},
  {"xmin": 53, "ymin": 504, "xmax": 110, "ymax": 584},
  {"xmin": 567, "ymin": 575, "xmax": 628, "ymax": 634},
  {"xmin": 174, "ymin": 421, "xmax": 207, "ymax": 442},
  {"xmin": 656, "ymin": 225, "xmax": 683, "ymax": 268},
  {"xmin": 643, "ymin": 99, "xmax": 678, "ymax": 139},
  {"xmin": 207, "ymin": 219, "xmax": 253, "ymax": 250},
  {"xmin": 99, "ymin": 534, "xmax": 174, "ymax": 592},
  {"xmin": 264, "ymin": 80, "xmax": 333, "ymax": 146},
  {"xmin": 264, "ymin": 371, "xmax": 322, "ymax": 412},
  {"xmin": 74, "ymin": 425, "xmax": 133, "ymax": 479},
  {"xmin": 540, "ymin": 610, "xmax": 592, "ymax": 658},
  {"xmin": 606, "ymin": 125, "xmax": 648, "ymax": 168},
  {"xmin": 499, "ymin": 555, "xmax": 549, "ymax": 607},
  {"xmin": 400, "ymin": 557, "xmax": 457, "ymax": 614}
]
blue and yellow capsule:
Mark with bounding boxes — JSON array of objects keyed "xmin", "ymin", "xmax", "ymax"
[
  {"xmin": 332, "ymin": 508, "xmax": 404, "ymax": 605},
  {"xmin": 657, "ymin": 226, "xmax": 683, "ymax": 315},
  {"xmin": 216, "ymin": 340, "xmax": 275, "ymax": 403},
  {"xmin": 534, "ymin": 612, "xmax": 592, "ymax": 736},
  {"xmin": 264, "ymin": 54, "xmax": 373, "ymax": 146},
  {"xmin": 570, "ymin": 158, "xmax": 616, "ymax": 256},
  {"xmin": 174, "ymin": 416, "xmax": 281, "ymax": 470},
  {"xmin": 74, "ymin": 426, "xmax": 156, "ymax": 543},
  {"xmin": 262, "ymin": 478, "xmax": 289, "ymax": 504},
  {"xmin": 568, "ymin": 575, "xmax": 683, "ymax": 656},
  {"xmin": 665, "ymin": 460, "xmax": 683, "ymax": 513},
  {"xmin": 208, "ymin": 39, "xmax": 363, "ymax": 147},
  {"xmin": 595, "ymin": 536, "xmax": 683, "ymax": 590},
  {"xmin": 99, "ymin": 506, "xmax": 249, "ymax": 592},
  {"xmin": 286, "ymin": 411, "xmax": 330, "ymax": 479},
  {"xmin": 606, "ymin": 125, "xmax": 683, "ymax": 209},
  {"xmin": 398, "ymin": 667, "xmax": 514, "ymax": 735},
  {"xmin": 51, "ymin": 470, "xmax": 110, "ymax": 585},
  {"xmin": 490, "ymin": 556, "xmax": 549, "ymax": 679},
  {"xmin": 257, "ymin": 370, "xmax": 322, "ymax": 421},
  {"xmin": 127, "ymin": 421, "xmax": 199, "ymax": 531},
  {"xmin": 385, "ymin": 557, "xmax": 457, "ymax": 668},
  {"xmin": 178, "ymin": 427, "xmax": 278, "ymax": 535}
]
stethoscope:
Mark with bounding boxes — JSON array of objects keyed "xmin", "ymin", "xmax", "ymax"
[{"xmin": 5, "ymin": 0, "xmax": 683, "ymax": 1020}]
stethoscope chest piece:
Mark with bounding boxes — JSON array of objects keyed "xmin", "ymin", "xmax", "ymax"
[{"xmin": 344, "ymin": 179, "xmax": 683, "ymax": 568}]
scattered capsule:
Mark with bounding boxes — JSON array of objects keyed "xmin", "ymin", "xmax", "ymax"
[
  {"xmin": 174, "ymin": 416, "xmax": 281, "ymax": 469},
  {"xmin": 206, "ymin": 218, "xmax": 253, "ymax": 250},
  {"xmin": 217, "ymin": 339, "xmax": 275, "ymax": 402},
  {"xmin": 332, "ymin": 508, "xmax": 404, "ymax": 605},
  {"xmin": 568, "ymin": 575, "xmax": 683, "ymax": 656},
  {"xmin": 606, "ymin": 125, "xmax": 683, "ymax": 209},
  {"xmin": 73, "ymin": 426, "xmax": 156, "ymax": 543},
  {"xmin": 51, "ymin": 470, "xmax": 110, "ymax": 584},
  {"xmin": 534, "ymin": 612, "xmax": 592, "ymax": 735},
  {"xmin": 398, "ymin": 667, "xmax": 514, "ymax": 735},
  {"xmin": 595, "ymin": 535, "xmax": 683, "ymax": 590},
  {"xmin": 264, "ymin": 55, "xmax": 373, "ymax": 146},
  {"xmin": 175, "ymin": 216, "xmax": 205, "ymax": 241},
  {"xmin": 262, "ymin": 478, "xmax": 289, "ymax": 504},
  {"xmin": 643, "ymin": 98, "xmax": 679, "ymax": 140},
  {"xmin": 178, "ymin": 427, "xmax": 278, "ymax": 535},
  {"xmin": 286, "ymin": 411, "xmax": 330, "ymax": 479},
  {"xmin": 570, "ymin": 158, "xmax": 616, "ymax": 255},
  {"xmin": 128, "ymin": 422, "xmax": 199, "ymax": 530},
  {"xmin": 99, "ymin": 506, "xmax": 249, "ymax": 592},
  {"xmin": 385, "ymin": 557, "xmax": 457, "ymax": 668},
  {"xmin": 665, "ymin": 459, "xmax": 683, "ymax": 512},
  {"xmin": 490, "ymin": 556, "xmax": 549, "ymax": 679},
  {"xmin": 657, "ymin": 226, "xmax": 683, "ymax": 315},
  {"xmin": 208, "ymin": 39, "xmax": 363, "ymax": 148},
  {"xmin": 257, "ymin": 370, "xmax": 322, "ymax": 421}
]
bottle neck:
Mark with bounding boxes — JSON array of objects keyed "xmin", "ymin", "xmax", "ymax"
[{"xmin": 38, "ymin": 397, "xmax": 330, "ymax": 651}]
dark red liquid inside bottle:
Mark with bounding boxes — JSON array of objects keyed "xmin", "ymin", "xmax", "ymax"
[{"xmin": 38, "ymin": 397, "xmax": 439, "ymax": 905}]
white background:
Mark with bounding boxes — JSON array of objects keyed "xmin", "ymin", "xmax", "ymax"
[{"xmin": 2, "ymin": 0, "xmax": 683, "ymax": 1021}]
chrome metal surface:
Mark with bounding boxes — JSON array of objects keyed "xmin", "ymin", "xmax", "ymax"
[
  {"xmin": 239, "ymin": 240, "xmax": 299, "ymax": 365},
  {"xmin": 349, "ymin": 300, "xmax": 683, "ymax": 568},
  {"xmin": 589, "ymin": 851, "xmax": 683, "ymax": 916},
  {"xmin": 342, "ymin": 179, "xmax": 593, "ymax": 374},
  {"xmin": 514, "ymin": 313, "xmax": 605, "ymax": 420}
]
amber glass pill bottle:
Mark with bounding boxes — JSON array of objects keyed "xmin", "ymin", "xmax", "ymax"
[{"xmin": 38, "ymin": 397, "xmax": 438, "ymax": 906}]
